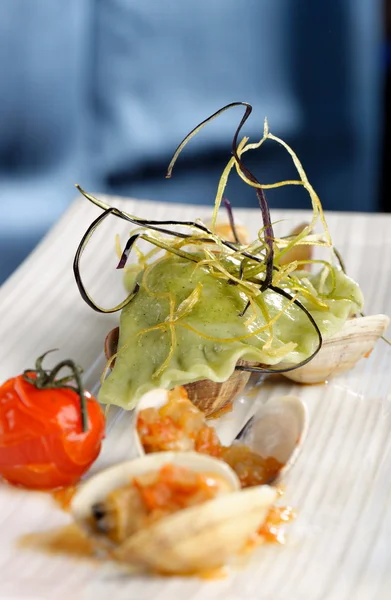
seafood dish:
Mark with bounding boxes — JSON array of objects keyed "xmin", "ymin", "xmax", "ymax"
[
  {"xmin": 70, "ymin": 387, "xmax": 306, "ymax": 574},
  {"xmin": 71, "ymin": 452, "xmax": 277, "ymax": 575},
  {"xmin": 132, "ymin": 387, "xmax": 307, "ymax": 488},
  {"xmin": 0, "ymin": 102, "xmax": 389, "ymax": 579},
  {"xmin": 74, "ymin": 102, "xmax": 388, "ymax": 416}
]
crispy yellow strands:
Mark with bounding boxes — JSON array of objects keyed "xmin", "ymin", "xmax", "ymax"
[{"xmin": 78, "ymin": 105, "xmax": 338, "ymax": 379}]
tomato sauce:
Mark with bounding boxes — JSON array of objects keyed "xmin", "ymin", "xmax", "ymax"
[
  {"xmin": 52, "ymin": 486, "xmax": 77, "ymax": 511},
  {"xmin": 134, "ymin": 463, "xmax": 221, "ymax": 515},
  {"xmin": 257, "ymin": 505, "xmax": 296, "ymax": 544},
  {"xmin": 136, "ymin": 388, "xmax": 283, "ymax": 487}
]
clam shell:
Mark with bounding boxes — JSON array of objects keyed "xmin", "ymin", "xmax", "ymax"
[
  {"xmin": 283, "ymin": 314, "xmax": 389, "ymax": 384},
  {"xmin": 71, "ymin": 451, "xmax": 241, "ymax": 538},
  {"xmin": 71, "ymin": 452, "xmax": 276, "ymax": 574},
  {"xmin": 183, "ymin": 361, "xmax": 251, "ymax": 416},
  {"xmin": 104, "ymin": 327, "xmax": 119, "ymax": 367},
  {"xmin": 104, "ymin": 327, "xmax": 251, "ymax": 416},
  {"xmin": 114, "ymin": 485, "xmax": 276, "ymax": 573},
  {"xmin": 238, "ymin": 395, "xmax": 308, "ymax": 481},
  {"xmin": 133, "ymin": 391, "xmax": 308, "ymax": 484}
]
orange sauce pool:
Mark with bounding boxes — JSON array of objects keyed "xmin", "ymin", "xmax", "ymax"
[
  {"xmin": 156, "ymin": 566, "xmax": 229, "ymax": 580},
  {"xmin": 19, "ymin": 480, "xmax": 293, "ymax": 578},
  {"xmin": 19, "ymin": 524, "xmax": 228, "ymax": 579},
  {"xmin": 242, "ymin": 504, "xmax": 296, "ymax": 555},
  {"xmin": 19, "ymin": 504, "xmax": 293, "ymax": 579},
  {"xmin": 257, "ymin": 505, "xmax": 296, "ymax": 545},
  {"xmin": 18, "ymin": 524, "xmax": 99, "ymax": 560},
  {"xmin": 52, "ymin": 486, "xmax": 77, "ymax": 511}
]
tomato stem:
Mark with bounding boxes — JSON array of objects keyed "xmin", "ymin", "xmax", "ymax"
[{"xmin": 23, "ymin": 351, "xmax": 88, "ymax": 432}]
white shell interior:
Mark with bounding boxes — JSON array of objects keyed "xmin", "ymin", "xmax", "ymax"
[{"xmin": 239, "ymin": 395, "xmax": 308, "ymax": 477}]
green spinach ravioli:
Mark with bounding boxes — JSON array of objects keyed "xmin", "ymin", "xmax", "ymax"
[{"xmin": 98, "ymin": 255, "xmax": 363, "ymax": 409}]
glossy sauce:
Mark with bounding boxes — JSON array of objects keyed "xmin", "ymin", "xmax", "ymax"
[
  {"xmin": 20, "ymin": 482, "xmax": 293, "ymax": 578},
  {"xmin": 257, "ymin": 505, "xmax": 296, "ymax": 544},
  {"xmin": 156, "ymin": 566, "xmax": 229, "ymax": 580},
  {"xmin": 19, "ymin": 524, "xmax": 99, "ymax": 560},
  {"xmin": 19, "ymin": 524, "xmax": 229, "ymax": 578},
  {"xmin": 52, "ymin": 486, "xmax": 77, "ymax": 511}
]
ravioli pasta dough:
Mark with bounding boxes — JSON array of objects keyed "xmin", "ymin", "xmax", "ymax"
[{"xmin": 99, "ymin": 255, "xmax": 363, "ymax": 409}]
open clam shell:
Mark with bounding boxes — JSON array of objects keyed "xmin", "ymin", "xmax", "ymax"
[
  {"xmin": 72, "ymin": 452, "xmax": 241, "ymax": 536},
  {"xmin": 71, "ymin": 452, "xmax": 276, "ymax": 574},
  {"xmin": 183, "ymin": 360, "xmax": 251, "ymax": 416},
  {"xmin": 237, "ymin": 395, "xmax": 308, "ymax": 482},
  {"xmin": 283, "ymin": 314, "xmax": 389, "ymax": 384},
  {"xmin": 133, "ymin": 391, "xmax": 308, "ymax": 483},
  {"xmin": 104, "ymin": 327, "xmax": 251, "ymax": 416},
  {"xmin": 115, "ymin": 485, "xmax": 276, "ymax": 573}
]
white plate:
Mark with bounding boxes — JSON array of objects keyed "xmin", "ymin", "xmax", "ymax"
[{"xmin": 0, "ymin": 195, "xmax": 390, "ymax": 600}]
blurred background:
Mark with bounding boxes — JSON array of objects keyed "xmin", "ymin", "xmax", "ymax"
[{"xmin": 0, "ymin": 0, "xmax": 388, "ymax": 284}]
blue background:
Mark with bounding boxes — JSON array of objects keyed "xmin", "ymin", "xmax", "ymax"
[{"xmin": 0, "ymin": 0, "xmax": 383, "ymax": 283}]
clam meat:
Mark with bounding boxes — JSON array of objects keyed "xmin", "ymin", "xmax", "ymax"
[{"xmin": 71, "ymin": 451, "xmax": 276, "ymax": 574}]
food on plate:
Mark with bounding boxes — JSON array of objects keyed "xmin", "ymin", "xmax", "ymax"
[
  {"xmin": 21, "ymin": 390, "xmax": 301, "ymax": 575},
  {"xmin": 73, "ymin": 102, "xmax": 387, "ymax": 415},
  {"xmin": 71, "ymin": 451, "xmax": 277, "ymax": 574},
  {"xmin": 211, "ymin": 201, "xmax": 250, "ymax": 245},
  {"xmin": 95, "ymin": 253, "xmax": 363, "ymax": 414},
  {"xmin": 135, "ymin": 386, "xmax": 218, "ymax": 454},
  {"xmin": 87, "ymin": 464, "xmax": 230, "ymax": 544},
  {"xmin": 0, "ymin": 352, "xmax": 105, "ymax": 489},
  {"xmin": 133, "ymin": 387, "xmax": 307, "ymax": 488},
  {"xmin": 283, "ymin": 313, "xmax": 389, "ymax": 384},
  {"xmin": 278, "ymin": 222, "xmax": 313, "ymax": 269},
  {"xmin": 103, "ymin": 326, "xmax": 252, "ymax": 416}
]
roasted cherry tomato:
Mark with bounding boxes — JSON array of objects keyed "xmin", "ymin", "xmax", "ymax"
[{"xmin": 0, "ymin": 353, "xmax": 105, "ymax": 490}]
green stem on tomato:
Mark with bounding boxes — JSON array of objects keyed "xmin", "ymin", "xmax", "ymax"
[{"xmin": 23, "ymin": 350, "xmax": 88, "ymax": 432}]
